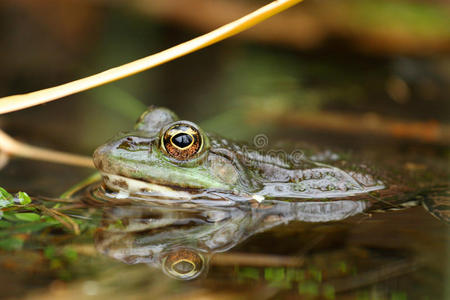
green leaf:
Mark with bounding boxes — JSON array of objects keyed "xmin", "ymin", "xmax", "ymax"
[
  {"xmin": 0, "ymin": 199, "xmax": 11, "ymax": 208},
  {"xmin": 2, "ymin": 212, "xmax": 19, "ymax": 221},
  {"xmin": 0, "ymin": 187, "xmax": 13, "ymax": 200},
  {"xmin": 0, "ymin": 187, "xmax": 13, "ymax": 208},
  {"xmin": 17, "ymin": 192, "xmax": 31, "ymax": 205},
  {"xmin": 14, "ymin": 213, "xmax": 41, "ymax": 222}
]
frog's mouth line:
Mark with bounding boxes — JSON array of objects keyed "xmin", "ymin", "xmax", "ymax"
[{"xmin": 99, "ymin": 173, "xmax": 261, "ymax": 204}]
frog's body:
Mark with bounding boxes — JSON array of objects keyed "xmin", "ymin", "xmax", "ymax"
[
  {"xmin": 93, "ymin": 107, "xmax": 386, "ymax": 202},
  {"xmin": 92, "ymin": 106, "xmax": 448, "ymax": 222}
]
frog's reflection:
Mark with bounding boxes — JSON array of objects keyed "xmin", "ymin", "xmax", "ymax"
[{"xmin": 94, "ymin": 199, "xmax": 367, "ymax": 280}]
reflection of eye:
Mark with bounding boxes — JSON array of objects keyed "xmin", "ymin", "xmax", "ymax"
[
  {"xmin": 161, "ymin": 122, "xmax": 203, "ymax": 161},
  {"xmin": 162, "ymin": 248, "xmax": 205, "ymax": 280}
]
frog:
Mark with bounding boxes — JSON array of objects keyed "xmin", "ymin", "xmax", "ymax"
[
  {"xmin": 89, "ymin": 106, "xmax": 449, "ymax": 281},
  {"xmin": 92, "ymin": 106, "xmax": 390, "ymax": 202},
  {"xmin": 92, "ymin": 106, "xmax": 448, "ymax": 222}
]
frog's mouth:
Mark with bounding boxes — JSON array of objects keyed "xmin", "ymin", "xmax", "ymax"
[
  {"xmin": 99, "ymin": 173, "xmax": 260, "ymax": 204},
  {"xmin": 100, "ymin": 173, "xmax": 196, "ymax": 200}
]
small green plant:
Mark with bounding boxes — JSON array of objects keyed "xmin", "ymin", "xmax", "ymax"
[
  {"xmin": 0, "ymin": 186, "xmax": 84, "ymax": 245},
  {"xmin": 0, "ymin": 187, "xmax": 32, "ymax": 208}
]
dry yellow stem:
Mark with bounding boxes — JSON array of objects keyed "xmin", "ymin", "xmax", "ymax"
[
  {"xmin": 0, "ymin": 129, "xmax": 94, "ymax": 168},
  {"xmin": 0, "ymin": 0, "xmax": 304, "ymax": 114}
]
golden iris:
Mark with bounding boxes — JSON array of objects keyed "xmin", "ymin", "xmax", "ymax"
[{"xmin": 161, "ymin": 123, "xmax": 202, "ymax": 160}]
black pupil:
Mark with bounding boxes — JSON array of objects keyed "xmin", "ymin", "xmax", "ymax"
[{"xmin": 172, "ymin": 133, "xmax": 193, "ymax": 148}]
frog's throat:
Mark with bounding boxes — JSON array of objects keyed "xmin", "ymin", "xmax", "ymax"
[{"xmin": 101, "ymin": 173, "xmax": 194, "ymax": 200}]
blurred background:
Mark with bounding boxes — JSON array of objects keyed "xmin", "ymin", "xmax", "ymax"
[{"xmin": 0, "ymin": 0, "xmax": 449, "ymax": 299}]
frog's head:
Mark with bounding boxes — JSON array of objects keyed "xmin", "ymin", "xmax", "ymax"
[{"xmin": 93, "ymin": 106, "xmax": 249, "ymax": 197}]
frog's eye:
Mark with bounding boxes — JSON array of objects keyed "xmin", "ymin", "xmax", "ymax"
[
  {"xmin": 162, "ymin": 248, "xmax": 205, "ymax": 280},
  {"xmin": 161, "ymin": 122, "xmax": 202, "ymax": 160}
]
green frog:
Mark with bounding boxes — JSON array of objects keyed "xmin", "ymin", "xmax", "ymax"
[
  {"xmin": 92, "ymin": 106, "xmax": 448, "ymax": 222},
  {"xmin": 90, "ymin": 106, "xmax": 448, "ymax": 281},
  {"xmin": 93, "ymin": 106, "xmax": 389, "ymax": 203}
]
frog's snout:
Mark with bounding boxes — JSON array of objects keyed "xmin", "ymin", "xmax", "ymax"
[
  {"xmin": 92, "ymin": 144, "xmax": 107, "ymax": 172},
  {"xmin": 93, "ymin": 141, "xmax": 116, "ymax": 172}
]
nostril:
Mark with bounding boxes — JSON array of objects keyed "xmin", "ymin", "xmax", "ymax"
[{"xmin": 118, "ymin": 140, "xmax": 132, "ymax": 150}]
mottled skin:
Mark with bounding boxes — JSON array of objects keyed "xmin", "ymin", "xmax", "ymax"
[{"xmin": 93, "ymin": 107, "xmax": 385, "ymax": 200}]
